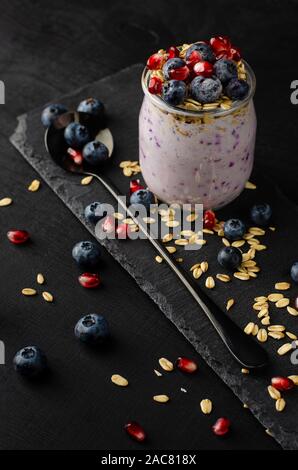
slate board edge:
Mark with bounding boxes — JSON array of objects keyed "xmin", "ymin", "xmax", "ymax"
[{"xmin": 9, "ymin": 88, "xmax": 295, "ymax": 450}]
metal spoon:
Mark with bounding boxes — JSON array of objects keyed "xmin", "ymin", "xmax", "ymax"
[{"xmin": 45, "ymin": 111, "xmax": 268, "ymax": 369}]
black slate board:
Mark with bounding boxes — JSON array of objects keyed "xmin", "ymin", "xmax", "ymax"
[{"xmin": 10, "ymin": 64, "xmax": 298, "ymax": 449}]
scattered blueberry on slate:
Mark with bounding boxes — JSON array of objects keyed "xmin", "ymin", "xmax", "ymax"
[
  {"xmin": 217, "ymin": 246, "xmax": 242, "ymax": 271},
  {"xmin": 13, "ymin": 346, "xmax": 47, "ymax": 377},
  {"xmin": 72, "ymin": 241, "xmax": 101, "ymax": 268},
  {"xmin": 77, "ymin": 97, "xmax": 105, "ymax": 118},
  {"xmin": 290, "ymin": 262, "xmax": 298, "ymax": 283},
  {"xmin": 162, "ymin": 80, "xmax": 187, "ymax": 106},
  {"xmin": 224, "ymin": 218, "xmax": 246, "ymax": 241},
  {"xmin": 250, "ymin": 203, "xmax": 272, "ymax": 226},
  {"xmin": 190, "ymin": 76, "xmax": 222, "ymax": 104},
  {"xmin": 162, "ymin": 58, "xmax": 186, "ymax": 80},
  {"xmin": 41, "ymin": 103, "xmax": 67, "ymax": 127},
  {"xmin": 225, "ymin": 78, "xmax": 249, "ymax": 100},
  {"xmin": 74, "ymin": 314, "xmax": 110, "ymax": 344},
  {"xmin": 64, "ymin": 122, "xmax": 90, "ymax": 149},
  {"xmin": 213, "ymin": 58, "xmax": 238, "ymax": 85},
  {"xmin": 185, "ymin": 42, "xmax": 215, "ymax": 63},
  {"xmin": 130, "ymin": 189, "xmax": 155, "ymax": 211},
  {"xmin": 84, "ymin": 202, "xmax": 106, "ymax": 224},
  {"xmin": 82, "ymin": 140, "xmax": 109, "ymax": 166}
]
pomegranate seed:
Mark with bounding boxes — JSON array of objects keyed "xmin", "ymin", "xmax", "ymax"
[
  {"xmin": 67, "ymin": 147, "xmax": 83, "ymax": 165},
  {"xmin": 169, "ymin": 65, "xmax": 190, "ymax": 81},
  {"xmin": 7, "ymin": 230, "xmax": 30, "ymax": 245},
  {"xmin": 210, "ymin": 36, "xmax": 231, "ymax": 58},
  {"xmin": 193, "ymin": 61, "xmax": 214, "ymax": 78},
  {"xmin": 229, "ymin": 46, "xmax": 241, "ymax": 61},
  {"xmin": 167, "ymin": 46, "xmax": 179, "ymax": 59},
  {"xmin": 148, "ymin": 76, "xmax": 163, "ymax": 95},
  {"xmin": 186, "ymin": 50, "xmax": 202, "ymax": 68},
  {"xmin": 116, "ymin": 223, "xmax": 130, "ymax": 239},
  {"xmin": 210, "ymin": 36, "xmax": 241, "ymax": 61},
  {"xmin": 176, "ymin": 357, "xmax": 198, "ymax": 373},
  {"xmin": 130, "ymin": 179, "xmax": 144, "ymax": 194},
  {"xmin": 124, "ymin": 421, "xmax": 146, "ymax": 442},
  {"xmin": 212, "ymin": 417, "xmax": 231, "ymax": 436},
  {"xmin": 203, "ymin": 210, "xmax": 216, "ymax": 229},
  {"xmin": 78, "ymin": 273, "xmax": 101, "ymax": 289},
  {"xmin": 147, "ymin": 53, "xmax": 164, "ymax": 70},
  {"xmin": 101, "ymin": 216, "xmax": 115, "ymax": 234},
  {"xmin": 271, "ymin": 376, "xmax": 294, "ymax": 391}
]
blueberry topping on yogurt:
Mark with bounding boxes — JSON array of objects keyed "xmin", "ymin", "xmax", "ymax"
[
  {"xmin": 41, "ymin": 103, "xmax": 67, "ymax": 127},
  {"xmin": 190, "ymin": 76, "xmax": 222, "ymax": 103},
  {"xmin": 224, "ymin": 218, "xmax": 246, "ymax": 241},
  {"xmin": 213, "ymin": 58, "xmax": 238, "ymax": 85},
  {"xmin": 162, "ymin": 58, "xmax": 187, "ymax": 80},
  {"xmin": 82, "ymin": 141, "xmax": 109, "ymax": 166},
  {"xmin": 225, "ymin": 78, "xmax": 249, "ymax": 100},
  {"xmin": 162, "ymin": 80, "xmax": 187, "ymax": 106},
  {"xmin": 64, "ymin": 122, "xmax": 90, "ymax": 149},
  {"xmin": 185, "ymin": 42, "xmax": 215, "ymax": 63}
]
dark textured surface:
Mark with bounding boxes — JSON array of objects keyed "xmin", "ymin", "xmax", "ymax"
[
  {"xmin": 11, "ymin": 64, "xmax": 298, "ymax": 449},
  {"xmin": 1, "ymin": 0, "xmax": 297, "ymax": 451}
]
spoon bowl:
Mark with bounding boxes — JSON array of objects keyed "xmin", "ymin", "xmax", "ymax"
[{"xmin": 45, "ymin": 111, "xmax": 114, "ymax": 174}]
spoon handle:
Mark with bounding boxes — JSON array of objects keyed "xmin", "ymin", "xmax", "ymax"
[{"xmin": 88, "ymin": 172, "xmax": 268, "ymax": 369}]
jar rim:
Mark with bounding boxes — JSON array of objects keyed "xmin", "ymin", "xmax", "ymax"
[{"xmin": 141, "ymin": 60, "xmax": 256, "ymax": 117}]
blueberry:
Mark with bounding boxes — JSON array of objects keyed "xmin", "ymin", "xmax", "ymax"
[
  {"xmin": 190, "ymin": 76, "xmax": 222, "ymax": 104},
  {"xmin": 162, "ymin": 58, "xmax": 185, "ymax": 80},
  {"xmin": 77, "ymin": 97, "xmax": 105, "ymax": 118},
  {"xmin": 64, "ymin": 122, "xmax": 90, "ymax": 149},
  {"xmin": 225, "ymin": 78, "xmax": 249, "ymax": 100},
  {"xmin": 224, "ymin": 218, "xmax": 246, "ymax": 241},
  {"xmin": 217, "ymin": 246, "xmax": 242, "ymax": 271},
  {"xmin": 130, "ymin": 189, "xmax": 155, "ymax": 211},
  {"xmin": 72, "ymin": 241, "xmax": 101, "ymax": 268},
  {"xmin": 250, "ymin": 204, "xmax": 272, "ymax": 226},
  {"xmin": 84, "ymin": 202, "xmax": 106, "ymax": 224},
  {"xmin": 13, "ymin": 346, "xmax": 47, "ymax": 377},
  {"xmin": 75, "ymin": 314, "xmax": 110, "ymax": 344},
  {"xmin": 82, "ymin": 140, "xmax": 109, "ymax": 166},
  {"xmin": 41, "ymin": 103, "xmax": 67, "ymax": 127},
  {"xmin": 290, "ymin": 262, "xmax": 298, "ymax": 283},
  {"xmin": 213, "ymin": 59, "xmax": 237, "ymax": 85},
  {"xmin": 162, "ymin": 80, "xmax": 186, "ymax": 106},
  {"xmin": 185, "ymin": 43, "xmax": 215, "ymax": 63}
]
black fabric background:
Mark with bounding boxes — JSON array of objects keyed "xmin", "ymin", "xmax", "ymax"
[{"xmin": 0, "ymin": 0, "xmax": 297, "ymax": 450}]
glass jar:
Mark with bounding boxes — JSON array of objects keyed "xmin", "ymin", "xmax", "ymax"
[{"xmin": 139, "ymin": 62, "xmax": 256, "ymax": 209}]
